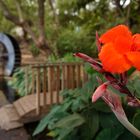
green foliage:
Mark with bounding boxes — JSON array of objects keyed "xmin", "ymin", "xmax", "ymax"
[
  {"xmin": 133, "ymin": 113, "xmax": 140, "ymax": 130},
  {"xmin": 34, "ymin": 73, "xmax": 99, "ymax": 138},
  {"xmin": 29, "ymin": 44, "xmax": 40, "ymax": 57},
  {"xmin": 56, "ymin": 28, "xmax": 96, "ymax": 57},
  {"xmin": 50, "ymin": 113, "xmax": 85, "ymax": 140},
  {"xmin": 80, "ymin": 109, "xmax": 99, "ymax": 139},
  {"xmin": 1, "ymin": 0, "xmax": 140, "ymax": 57},
  {"xmin": 8, "ymin": 67, "xmax": 32, "ymax": 97},
  {"xmin": 99, "ymin": 113, "xmax": 122, "ymax": 128},
  {"xmin": 60, "ymin": 53, "xmax": 81, "ymax": 62},
  {"xmin": 56, "ymin": 0, "xmax": 139, "ymax": 57},
  {"xmin": 0, "ymin": 12, "xmax": 14, "ymax": 32},
  {"xmin": 127, "ymin": 76, "xmax": 140, "ymax": 98},
  {"xmin": 95, "ymin": 127, "xmax": 124, "ymax": 140},
  {"xmin": 47, "ymin": 53, "xmax": 82, "ymax": 63},
  {"xmin": 34, "ymin": 68, "xmax": 140, "ymax": 140},
  {"xmin": 118, "ymin": 129, "xmax": 140, "ymax": 140}
]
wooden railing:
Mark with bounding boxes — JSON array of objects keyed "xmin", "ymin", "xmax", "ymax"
[{"xmin": 24, "ymin": 62, "xmax": 89, "ymax": 114}]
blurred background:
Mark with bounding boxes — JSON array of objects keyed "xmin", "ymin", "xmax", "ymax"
[{"xmin": 0, "ymin": 0, "xmax": 139, "ymax": 63}]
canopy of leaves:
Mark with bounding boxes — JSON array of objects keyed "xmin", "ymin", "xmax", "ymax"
[{"xmin": 1, "ymin": 0, "xmax": 140, "ymax": 57}]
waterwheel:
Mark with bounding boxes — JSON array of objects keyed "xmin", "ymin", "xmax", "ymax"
[{"xmin": 0, "ymin": 33, "xmax": 21, "ymax": 76}]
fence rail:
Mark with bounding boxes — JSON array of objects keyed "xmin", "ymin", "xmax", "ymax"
[{"xmin": 22, "ymin": 62, "xmax": 89, "ymax": 114}]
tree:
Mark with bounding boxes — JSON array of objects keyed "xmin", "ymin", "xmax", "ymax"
[
  {"xmin": 0, "ymin": 0, "xmax": 58, "ymax": 55},
  {"xmin": 1, "ymin": 0, "xmax": 140, "ymax": 57}
]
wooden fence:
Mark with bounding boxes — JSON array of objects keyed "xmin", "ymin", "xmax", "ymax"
[{"xmin": 24, "ymin": 62, "xmax": 88, "ymax": 114}]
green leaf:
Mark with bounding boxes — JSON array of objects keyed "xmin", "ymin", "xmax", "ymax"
[
  {"xmin": 71, "ymin": 98, "xmax": 85, "ymax": 112},
  {"xmin": 133, "ymin": 113, "xmax": 140, "ymax": 130},
  {"xmin": 80, "ymin": 109, "xmax": 99, "ymax": 139},
  {"xmin": 33, "ymin": 105, "xmax": 66, "ymax": 136},
  {"xmin": 57, "ymin": 127, "xmax": 76, "ymax": 140},
  {"xmin": 95, "ymin": 127, "xmax": 124, "ymax": 140},
  {"xmin": 61, "ymin": 101, "xmax": 72, "ymax": 111},
  {"xmin": 99, "ymin": 113, "xmax": 122, "ymax": 128},
  {"xmin": 47, "ymin": 131, "xmax": 57, "ymax": 137},
  {"xmin": 127, "ymin": 67, "xmax": 136, "ymax": 76},
  {"xmin": 127, "ymin": 76, "xmax": 140, "ymax": 98},
  {"xmin": 52, "ymin": 113, "xmax": 85, "ymax": 129},
  {"xmin": 118, "ymin": 130, "xmax": 137, "ymax": 140},
  {"xmin": 93, "ymin": 100, "xmax": 111, "ymax": 113},
  {"xmin": 49, "ymin": 113, "xmax": 85, "ymax": 140},
  {"xmin": 96, "ymin": 129, "xmax": 111, "ymax": 140}
]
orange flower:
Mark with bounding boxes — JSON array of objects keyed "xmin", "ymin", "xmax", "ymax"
[{"xmin": 99, "ymin": 25, "xmax": 140, "ymax": 73}]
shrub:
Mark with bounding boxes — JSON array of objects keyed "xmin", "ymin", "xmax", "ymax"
[{"xmin": 34, "ymin": 63, "xmax": 140, "ymax": 140}]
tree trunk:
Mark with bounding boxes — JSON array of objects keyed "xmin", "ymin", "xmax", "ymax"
[{"xmin": 0, "ymin": 0, "xmax": 52, "ymax": 56}]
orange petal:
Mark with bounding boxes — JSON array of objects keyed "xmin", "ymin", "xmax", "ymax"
[
  {"xmin": 132, "ymin": 34, "xmax": 140, "ymax": 51},
  {"xmin": 100, "ymin": 25, "xmax": 132, "ymax": 44},
  {"xmin": 114, "ymin": 35, "xmax": 132, "ymax": 54},
  {"xmin": 99, "ymin": 43, "xmax": 131, "ymax": 73},
  {"xmin": 126, "ymin": 52, "xmax": 140, "ymax": 70}
]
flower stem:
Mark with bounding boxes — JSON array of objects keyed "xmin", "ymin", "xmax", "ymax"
[{"xmin": 114, "ymin": 111, "xmax": 140, "ymax": 138}]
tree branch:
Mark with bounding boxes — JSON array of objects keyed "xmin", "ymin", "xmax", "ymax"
[
  {"xmin": 0, "ymin": 0, "xmax": 39, "ymax": 46},
  {"xmin": 48, "ymin": 0, "xmax": 59, "ymax": 25},
  {"xmin": 14, "ymin": 0, "xmax": 24, "ymax": 22},
  {"xmin": 114, "ymin": 0, "xmax": 124, "ymax": 17},
  {"xmin": 38, "ymin": 0, "xmax": 46, "ymax": 37},
  {"xmin": 0, "ymin": 0, "xmax": 21, "ymax": 25},
  {"xmin": 121, "ymin": 0, "xmax": 127, "ymax": 7},
  {"xmin": 0, "ymin": 0, "xmax": 51, "ymax": 54},
  {"xmin": 125, "ymin": 0, "xmax": 131, "ymax": 27},
  {"xmin": 37, "ymin": 0, "xmax": 50, "ymax": 50}
]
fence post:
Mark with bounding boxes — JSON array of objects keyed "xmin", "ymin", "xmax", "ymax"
[
  {"xmin": 32, "ymin": 67, "xmax": 35, "ymax": 95},
  {"xmin": 43, "ymin": 67, "xmax": 47, "ymax": 105},
  {"xmin": 36, "ymin": 67, "xmax": 41, "ymax": 115}
]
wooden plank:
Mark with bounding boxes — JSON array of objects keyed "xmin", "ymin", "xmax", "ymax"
[
  {"xmin": 83, "ymin": 70, "xmax": 88, "ymax": 83},
  {"xmin": 51, "ymin": 66, "xmax": 54, "ymax": 104},
  {"xmin": 43, "ymin": 67, "xmax": 47, "ymax": 105},
  {"xmin": 68, "ymin": 65, "xmax": 72, "ymax": 89},
  {"xmin": 13, "ymin": 101, "xmax": 26, "ymax": 117},
  {"xmin": 61, "ymin": 65, "xmax": 65, "ymax": 90},
  {"xmin": 73, "ymin": 65, "xmax": 76, "ymax": 88},
  {"xmin": 70, "ymin": 65, "xmax": 75, "ymax": 89},
  {"xmin": 47, "ymin": 66, "xmax": 53, "ymax": 104},
  {"xmin": 81, "ymin": 64, "xmax": 85, "ymax": 86},
  {"xmin": 27, "ymin": 94, "xmax": 36, "ymax": 107},
  {"xmin": 31, "ymin": 68, "xmax": 35, "ymax": 94},
  {"xmin": 52, "ymin": 91, "xmax": 57, "ymax": 104},
  {"xmin": 76, "ymin": 64, "xmax": 81, "ymax": 87},
  {"xmin": 4, "ymin": 105, "xmax": 20, "ymax": 121},
  {"xmin": 47, "ymin": 67, "xmax": 51, "ymax": 104},
  {"xmin": 0, "ymin": 90, "xmax": 28, "ymax": 139},
  {"xmin": 0, "ymin": 104, "xmax": 23, "ymax": 130},
  {"xmin": 56, "ymin": 66, "xmax": 60, "ymax": 103},
  {"xmin": 18, "ymin": 96, "xmax": 36, "ymax": 114},
  {"xmin": 36, "ymin": 67, "xmax": 41, "ymax": 115},
  {"xmin": 23, "ymin": 94, "xmax": 36, "ymax": 107},
  {"xmin": 81, "ymin": 64, "xmax": 88, "ymax": 86},
  {"xmin": 65, "ymin": 65, "xmax": 70, "ymax": 89},
  {"xmin": 52, "ymin": 66, "xmax": 57, "ymax": 103},
  {"xmin": 24, "ymin": 67, "xmax": 28, "ymax": 95}
]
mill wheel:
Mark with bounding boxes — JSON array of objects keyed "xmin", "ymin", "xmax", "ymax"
[{"xmin": 0, "ymin": 33, "xmax": 21, "ymax": 76}]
